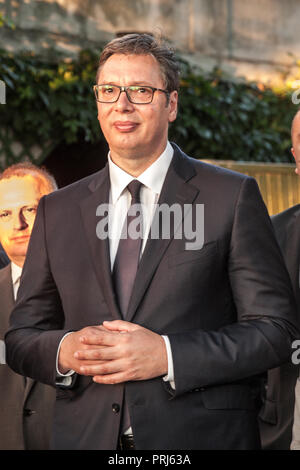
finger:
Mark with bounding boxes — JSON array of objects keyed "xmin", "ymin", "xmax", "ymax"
[
  {"xmin": 97, "ymin": 325, "xmax": 122, "ymax": 334},
  {"xmin": 95, "ymin": 325, "xmax": 121, "ymax": 332},
  {"xmin": 79, "ymin": 331, "xmax": 118, "ymax": 346},
  {"xmin": 103, "ymin": 320, "xmax": 138, "ymax": 333},
  {"xmin": 74, "ymin": 347, "xmax": 119, "ymax": 361},
  {"xmin": 93, "ymin": 372, "xmax": 129, "ymax": 385},
  {"xmin": 86, "ymin": 325, "xmax": 108, "ymax": 334},
  {"xmin": 79, "ymin": 359, "xmax": 124, "ymax": 376}
]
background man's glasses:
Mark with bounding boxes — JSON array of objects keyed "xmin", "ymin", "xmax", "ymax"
[{"xmin": 93, "ymin": 84, "xmax": 170, "ymax": 104}]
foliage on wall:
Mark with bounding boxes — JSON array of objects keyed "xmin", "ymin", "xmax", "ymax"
[{"xmin": 0, "ymin": 47, "xmax": 297, "ymax": 165}]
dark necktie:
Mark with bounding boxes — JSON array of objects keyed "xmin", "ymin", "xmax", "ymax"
[
  {"xmin": 112, "ymin": 180, "xmax": 143, "ymax": 436},
  {"xmin": 113, "ymin": 180, "xmax": 143, "ymax": 318}
]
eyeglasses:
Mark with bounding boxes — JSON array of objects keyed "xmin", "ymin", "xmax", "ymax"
[{"xmin": 93, "ymin": 84, "xmax": 170, "ymax": 104}]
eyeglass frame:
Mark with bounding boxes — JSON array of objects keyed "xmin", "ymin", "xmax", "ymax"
[{"xmin": 93, "ymin": 84, "xmax": 170, "ymax": 104}]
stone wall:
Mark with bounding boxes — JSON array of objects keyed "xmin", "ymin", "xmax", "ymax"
[{"xmin": 1, "ymin": 0, "xmax": 300, "ymax": 83}]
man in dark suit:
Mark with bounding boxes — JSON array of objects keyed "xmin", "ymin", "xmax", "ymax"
[
  {"xmin": 259, "ymin": 111, "xmax": 300, "ymax": 449},
  {"xmin": 259, "ymin": 205, "xmax": 300, "ymax": 449},
  {"xmin": 0, "ymin": 162, "xmax": 56, "ymax": 449},
  {"xmin": 5, "ymin": 34, "xmax": 300, "ymax": 450}
]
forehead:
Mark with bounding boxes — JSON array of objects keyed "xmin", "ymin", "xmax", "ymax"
[
  {"xmin": 0, "ymin": 176, "xmax": 41, "ymax": 209},
  {"xmin": 98, "ymin": 53, "xmax": 164, "ymax": 85}
]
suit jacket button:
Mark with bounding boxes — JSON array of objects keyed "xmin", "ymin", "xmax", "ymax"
[
  {"xmin": 23, "ymin": 409, "xmax": 35, "ymax": 416},
  {"xmin": 112, "ymin": 403, "xmax": 120, "ymax": 413}
]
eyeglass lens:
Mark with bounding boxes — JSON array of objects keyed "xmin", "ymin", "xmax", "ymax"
[{"xmin": 96, "ymin": 85, "xmax": 154, "ymax": 103}]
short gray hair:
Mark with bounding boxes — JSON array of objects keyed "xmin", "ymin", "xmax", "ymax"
[{"xmin": 96, "ymin": 33, "xmax": 180, "ymax": 92}]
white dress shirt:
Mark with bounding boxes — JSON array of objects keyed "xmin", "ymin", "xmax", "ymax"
[
  {"xmin": 57, "ymin": 141, "xmax": 175, "ymax": 389},
  {"xmin": 108, "ymin": 141, "xmax": 173, "ymax": 266},
  {"xmin": 11, "ymin": 262, "xmax": 22, "ymax": 300}
]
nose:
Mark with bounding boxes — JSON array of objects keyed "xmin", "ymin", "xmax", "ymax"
[
  {"xmin": 115, "ymin": 89, "xmax": 134, "ymax": 111},
  {"xmin": 14, "ymin": 211, "xmax": 28, "ymax": 231}
]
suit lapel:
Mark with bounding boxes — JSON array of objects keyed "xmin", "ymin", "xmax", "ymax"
[
  {"xmin": 126, "ymin": 145, "xmax": 199, "ymax": 322},
  {"xmin": 79, "ymin": 166, "xmax": 121, "ymax": 320}
]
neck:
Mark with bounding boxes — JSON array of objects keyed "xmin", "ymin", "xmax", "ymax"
[
  {"xmin": 11, "ymin": 257, "xmax": 25, "ymax": 268},
  {"xmin": 110, "ymin": 142, "xmax": 167, "ymax": 177},
  {"xmin": 109, "ymin": 154, "xmax": 158, "ymax": 177}
]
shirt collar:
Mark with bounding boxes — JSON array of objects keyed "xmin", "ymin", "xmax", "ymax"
[
  {"xmin": 108, "ymin": 141, "xmax": 174, "ymax": 204},
  {"xmin": 11, "ymin": 262, "xmax": 22, "ymax": 285}
]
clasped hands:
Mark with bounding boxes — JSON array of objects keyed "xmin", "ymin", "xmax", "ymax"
[{"xmin": 58, "ymin": 320, "xmax": 168, "ymax": 384}]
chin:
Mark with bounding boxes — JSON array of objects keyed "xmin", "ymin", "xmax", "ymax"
[
  {"xmin": 10, "ymin": 245, "xmax": 28, "ymax": 258},
  {"xmin": 112, "ymin": 144, "xmax": 143, "ymax": 158}
]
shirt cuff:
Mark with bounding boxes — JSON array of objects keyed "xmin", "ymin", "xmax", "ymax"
[
  {"xmin": 56, "ymin": 332, "xmax": 76, "ymax": 385},
  {"xmin": 162, "ymin": 335, "xmax": 175, "ymax": 390}
]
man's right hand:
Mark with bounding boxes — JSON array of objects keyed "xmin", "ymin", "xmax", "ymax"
[{"xmin": 58, "ymin": 326, "xmax": 110, "ymax": 374}]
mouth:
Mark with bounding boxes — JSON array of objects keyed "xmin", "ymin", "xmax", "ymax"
[
  {"xmin": 113, "ymin": 121, "xmax": 139, "ymax": 132},
  {"xmin": 10, "ymin": 235, "xmax": 30, "ymax": 243}
]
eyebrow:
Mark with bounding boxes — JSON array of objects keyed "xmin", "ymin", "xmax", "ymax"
[{"xmin": 0, "ymin": 209, "xmax": 12, "ymax": 216}]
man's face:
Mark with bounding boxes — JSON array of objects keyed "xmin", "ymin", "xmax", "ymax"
[
  {"xmin": 96, "ymin": 53, "xmax": 178, "ymax": 164},
  {"xmin": 0, "ymin": 175, "xmax": 43, "ymax": 267}
]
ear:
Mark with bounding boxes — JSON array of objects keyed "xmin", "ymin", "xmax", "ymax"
[
  {"xmin": 291, "ymin": 147, "xmax": 296, "ymax": 160},
  {"xmin": 291, "ymin": 148, "xmax": 300, "ymax": 174},
  {"xmin": 168, "ymin": 90, "xmax": 178, "ymax": 123}
]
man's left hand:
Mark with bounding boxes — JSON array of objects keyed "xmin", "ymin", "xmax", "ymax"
[{"xmin": 75, "ymin": 320, "xmax": 168, "ymax": 384}]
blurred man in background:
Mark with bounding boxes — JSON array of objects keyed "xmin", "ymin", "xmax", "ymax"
[
  {"xmin": 0, "ymin": 162, "xmax": 57, "ymax": 449},
  {"xmin": 259, "ymin": 110, "xmax": 300, "ymax": 449}
]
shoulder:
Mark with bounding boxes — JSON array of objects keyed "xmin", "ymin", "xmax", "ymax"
[
  {"xmin": 272, "ymin": 204, "xmax": 300, "ymax": 230},
  {"xmin": 173, "ymin": 143, "xmax": 249, "ymax": 183},
  {"xmin": 172, "ymin": 143, "xmax": 256, "ymax": 202},
  {"xmin": 43, "ymin": 165, "xmax": 108, "ymax": 206},
  {"xmin": 0, "ymin": 250, "xmax": 9, "ymax": 269},
  {"xmin": 0, "ymin": 264, "xmax": 11, "ymax": 286},
  {"xmin": 190, "ymin": 157, "xmax": 248, "ymax": 184},
  {"xmin": 0, "ymin": 263, "xmax": 12, "ymax": 293}
]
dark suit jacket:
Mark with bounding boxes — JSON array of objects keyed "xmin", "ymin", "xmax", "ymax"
[
  {"xmin": 0, "ymin": 247, "xmax": 9, "ymax": 269},
  {"xmin": 5, "ymin": 144, "xmax": 299, "ymax": 450},
  {"xmin": 259, "ymin": 204, "xmax": 300, "ymax": 449},
  {"xmin": 0, "ymin": 264, "xmax": 55, "ymax": 449}
]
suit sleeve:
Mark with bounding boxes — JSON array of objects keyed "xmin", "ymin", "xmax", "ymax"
[
  {"xmin": 5, "ymin": 196, "xmax": 71, "ymax": 386},
  {"xmin": 168, "ymin": 177, "xmax": 300, "ymax": 397}
]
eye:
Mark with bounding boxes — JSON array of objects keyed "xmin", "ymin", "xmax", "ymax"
[
  {"xmin": 0, "ymin": 211, "xmax": 10, "ymax": 219},
  {"xmin": 133, "ymin": 87, "xmax": 147, "ymax": 93},
  {"xmin": 23, "ymin": 206, "xmax": 37, "ymax": 218},
  {"xmin": 102, "ymin": 86, "xmax": 115, "ymax": 94}
]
